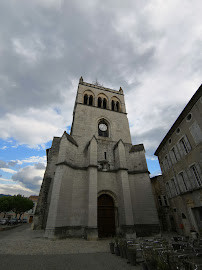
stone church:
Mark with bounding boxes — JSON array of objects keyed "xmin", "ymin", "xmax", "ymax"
[{"xmin": 34, "ymin": 77, "xmax": 159, "ymax": 239}]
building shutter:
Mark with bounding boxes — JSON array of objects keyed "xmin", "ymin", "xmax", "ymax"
[
  {"xmin": 187, "ymin": 167, "xmax": 197, "ymax": 188},
  {"xmin": 189, "ymin": 121, "xmax": 202, "ymax": 145},
  {"xmin": 166, "ymin": 182, "xmax": 171, "ymax": 198},
  {"xmin": 174, "ymin": 176, "xmax": 180, "ymax": 194},
  {"xmin": 177, "ymin": 173, "xmax": 185, "ymax": 193},
  {"xmin": 195, "ymin": 163, "xmax": 202, "ymax": 186},
  {"xmin": 167, "ymin": 154, "xmax": 172, "ymax": 168},
  {"xmin": 184, "ymin": 170, "xmax": 192, "ymax": 190},
  {"xmin": 174, "ymin": 145, "xmax": 181, "ymax": 161},
  {"xmin": 177, "ymin": 141, "xmax": 184, "ymax": 158},
  {"xmin": 184, "ymin": 135, "xmax": 192, "ymax": 152},
  {"xmin": 169, "ymin": 150, "xmax": 175, "ymax": 164}
]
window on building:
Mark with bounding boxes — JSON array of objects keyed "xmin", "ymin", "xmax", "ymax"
[
  {"xmin": 158, "ymin": 196, "xmax": 162, "ymax": 206},
  {"xmin": 179, "ymin": 136, "xmax": 191, "ymax": 154},
  {"xmin": 176, "ymin": 128, "xmax": 181, "ymax": 134},
  {"xmin": 190, "ymin": 165, "xmax": 202, "ymax": 187},
  {"xmin": 116, "ymin": 101, "xmax": 120, "ymax": 112},
  {"xmin": 171, "ymin": 147, "xmax": 178, "ymax": 162},
  {"xmin": 171, "ymin": 178, "xmax": 178, "ymax": 196},
  {"xmin": 84, "ymin": 94, "xmax": 88, "ymax": 105},
  {"xmin": 165, "ymin": 156, "xmax": 170, "ymax": 169},
  {"xmin": 103, "ymin": 98, "xmax": 107, "ymax": 109},
  {"xmin": 179, "ymin": 172, "xmax": 188, "ymax": 191},
  {"xmin": 111, "ymin": 100, "xmax": 115, "ymax": 111},
  {"xmin": 104, "ymin": 152, "xmax": 107, "ymax": 160},
  {"xmin": 186, "ymin": 113, "xmax": 192, "ymax": 121},
  {"xmin": 89, "ymin": 95, "xmax": 93, "ymax": 106},
  {"xmin": 98, "ymin": 97, "xmax": 102, "ymax": 108},
  {"xmin": 166, "ymin": 182, "xmax": 172, "ymax": 198},
  {"xmin": 163, "ymin": 195, "xmax": 168, "ymax": 206}
]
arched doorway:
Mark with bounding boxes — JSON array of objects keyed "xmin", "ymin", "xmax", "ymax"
[{"xmin": 97, "ymin": 194, "xmax": 115, "ymax": 238}]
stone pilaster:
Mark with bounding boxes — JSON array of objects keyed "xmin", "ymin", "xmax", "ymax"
[
  {"xmin": 87, "ymin": 136, "xmax": 98, "ymax": 240},
  {"xmin": 115, "ymin": 140, "xmax": 135, "ymax": 237}
]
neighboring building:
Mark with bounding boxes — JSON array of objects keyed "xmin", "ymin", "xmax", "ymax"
[
  {"xmin": 154, "ymin": 84, "xmax": 202, "ymax": 236},
  {"xmin": 33, "ymin": 77, "xmax": 159, "ymax": 239},
  {"xmin": 25, "ymin": 195, "xmax": 39, "ymax": 223},
  {"xmin": 150, "ymin": 175, "xmax": 171, "ymax": 232}
]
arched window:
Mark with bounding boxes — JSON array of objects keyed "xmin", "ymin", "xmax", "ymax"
[
  {"xmin": 98, "ymin": 119, "xmax": 109, "ymax": 137},
  {"xmin": 116, "ymin": 101, "xmax": 119, "ymax": 112},
  {"xmin": 84, "ymin": 94, "xmax": 88, "ymax": 105},
  {"xmin": 103, "ymin": 98, "xmax": 107, "ymax": 109},
  {"xmin": 111, "ymin": 100, "xmax": 115, "ymax": 111},
  {"xmin": 89, "ymin": 95, "xmax": 93, "ymax": 106},
  {"xmin": 98, "ymin": 97, "xmax": 102, "ymax": 108}
]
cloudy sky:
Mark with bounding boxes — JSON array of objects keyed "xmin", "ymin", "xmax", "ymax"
[{"xmin": 0, "ymin": 0, "xmax": 201, "ymax": 196}]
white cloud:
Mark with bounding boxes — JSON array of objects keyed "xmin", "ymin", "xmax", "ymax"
[
  {"xmin": 0, "ymin": 146, "xmax": 8, "ymax": 150},
  {"xmin": 0, "ymin": 183, "xmax": 34, "ymax": 196},
  {"xmin": 16, "ymin": 156, "xmax": 47, "ymax": 165},
  {"xmin": 0, "ymin": 177, "xmax": 14, "ymax": 182},
  {"xmin": 0, "ymin": 108, "xmax": 66, "ymax": 148},
  {"xmin": 0, "ymin": 168, "xmax": 17, "ymax": 174}
]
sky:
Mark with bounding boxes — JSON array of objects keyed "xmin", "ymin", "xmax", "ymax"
[{"xmin": 0, "ymin": 0, "xmax": 201, "ymax": 197}]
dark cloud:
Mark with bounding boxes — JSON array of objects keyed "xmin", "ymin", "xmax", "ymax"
[{"xmin": 12, "ymin": 165, "xmax": 43, "ymax": 191}]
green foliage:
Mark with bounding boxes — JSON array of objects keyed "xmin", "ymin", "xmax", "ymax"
[
  {"xmin": 0, "ymin": 196, "xmax": 13, "ymax": 213},
  {"xmin": 0, "ymin": 194, "xmax": 34, "ymax": 215},
  {"xmin": 12, "ymin": 195, "xmax": 34, "ymax": 214}
]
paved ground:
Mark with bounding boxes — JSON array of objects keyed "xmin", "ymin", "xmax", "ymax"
[{"xmin": 0, "ymin": 224, "xmax": 142, "ymax": 269}]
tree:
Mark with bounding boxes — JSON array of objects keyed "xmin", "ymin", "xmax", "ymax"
[
  {"xmin": 12, "ymin": 195, "xmax": 34, "ymax": 218},
  {"xmin": 0, "ymin": 195, "xmax": 34, "ymax": 218},
  {"xmin": 0, "ymin": 196, "xmax": 12, "ymax": 217}
]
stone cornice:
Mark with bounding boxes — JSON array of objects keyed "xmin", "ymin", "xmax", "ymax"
[
  {"xmin": 79, "ymin": 81, "xmax": 124, "ymax": 96},
  {"xmin": 56, "ymin": 161, "xmax": 149, "ymax": 175}
]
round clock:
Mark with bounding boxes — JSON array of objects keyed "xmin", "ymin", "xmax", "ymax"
[{"xmin": 99, "ymin": 123, "xmax": 107, "ymax": 131}]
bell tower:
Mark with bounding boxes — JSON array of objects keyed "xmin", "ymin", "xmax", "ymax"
[
  {"xmin": 34, "ymin": 77, "xmax": 159, "ymax": 239},
  {"xmin": 70, "ymin": 77, "xmax": 132, "ymax": 148}
]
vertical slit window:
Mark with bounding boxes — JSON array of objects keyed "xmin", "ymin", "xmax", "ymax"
[{"xmin": 104, "ymin": 152, "xmax": 107, "ymax": 159}]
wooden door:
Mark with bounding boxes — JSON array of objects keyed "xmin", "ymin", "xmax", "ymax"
[{"xmin": 98, "ymin": 194, "xmax": 115, "ymax": 238}]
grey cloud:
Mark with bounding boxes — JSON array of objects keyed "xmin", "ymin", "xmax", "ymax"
[
  {"xmin": 0, "ymin": 0, "xmax": 156, "ymax": 118},
  {"xmin": 8, "ymin": 161, "xmax": 18, "ymax": 167},
  {"xmin": 12, "ymin": 165, "xmax": 43, "ymax": 191},
  {"xmin": 34, "ymin": 163, "xmax": 46, "ymax": 170},
  {"xmin": 0, "ymin": 160, "xmax": 9, "ymax": 168}
]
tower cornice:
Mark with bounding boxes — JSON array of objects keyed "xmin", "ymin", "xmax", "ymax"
[{"xmin": 79, "ymin": 80, "xmax": 124, "ymax": 96}]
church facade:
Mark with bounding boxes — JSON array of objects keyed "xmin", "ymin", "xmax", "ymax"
[{"xmin": 33, "ymin": 77, "xmax": 159, "ymax": 239}]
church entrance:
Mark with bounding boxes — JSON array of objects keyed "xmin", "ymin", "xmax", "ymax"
[{"xmin": 97, "ymin": 194, "xmax": 115, "ymax": 238}]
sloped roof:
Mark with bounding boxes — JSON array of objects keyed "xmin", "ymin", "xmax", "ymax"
[
  {"xmin": 64, "ymin": 131, "xmax": 78, "ymax": 147},
  {"xmin": 129, "ymin": 144, "xmax": 145, "ymax": 153}
]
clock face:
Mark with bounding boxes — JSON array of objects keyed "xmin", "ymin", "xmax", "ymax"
[{"xmin": 99, "ymin": 123, "xmax": 107, "ymax": 132}]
